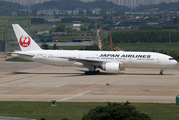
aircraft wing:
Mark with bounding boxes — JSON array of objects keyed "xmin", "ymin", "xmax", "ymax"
[
  {"xmin": 60, "ymin": 57, "xmax": 102, "ymax": 62},
  {"xmin": 57, "ymin": 56, "xmax": 122, "ymax": 66}
]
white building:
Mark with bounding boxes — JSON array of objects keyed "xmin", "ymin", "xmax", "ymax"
[{"xmin": 73, "ymin": 21, "xmax": 81, "ymax": 31}]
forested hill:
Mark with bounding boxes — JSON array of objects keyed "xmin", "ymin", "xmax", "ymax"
[
  {"xmin": 30, "ymin": 0, "xmax": 130, "ymax": 11},
  {"xmin": 137, "ymin": 1, "xmax": 179, "ymax": 11},
  {"xmin": 0, "ymin": 1, "xmax": 23, "ymax": 11}
]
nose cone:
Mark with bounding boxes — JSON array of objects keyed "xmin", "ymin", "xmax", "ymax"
[
  {"xmin": 174, "ymin": 60, "xmax": 178, "ymax": 65},
  {"xmin": 170, "ymin": 59, "xmax": 178, "ymax": 66}
]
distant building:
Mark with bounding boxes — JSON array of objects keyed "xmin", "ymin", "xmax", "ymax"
[
  {"xmin": 67, "ymin": 10, "xmax": 72, "ymax": 15},
  {"xmin": 73, "ymin": 21, "xmax": 81, "ymax": 31},
  {"xmin": 73, "ymin": 10, "xmax": 79, "ymax": 15},
  {"xmin": 170, "ymin": 14, "xmax": 178, "ymax": 19}
]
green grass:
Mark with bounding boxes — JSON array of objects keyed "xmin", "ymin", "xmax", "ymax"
[
  {"xmin": 67, "ymin": 31, "xmax": 94, "ymax": 36},
  {"xmin": 104, "ymin": 43, "xmax": 179, "ymax": 52},
  {"xmin": 5, "ymin": 57, "xmax": 32, "ymax": 62},
  {"xmin": 133, "ymin": 103, "xmax": 179, "ymax": 120},
  {"xmin": 52, "ymin": 43, "xmax": 179, "ymax": 51},
  {"xmin": 0, "ymin": 102, "xmax": 178, "ymax": 120},
  {"xmin": 58, "ymin": 46, "xmax": 84, "ymax": 50},
  {"xmin": 119, "ymin": 43, "xmax": 179, "ymax": 51},
  {"xmin": 52, "ymin": 36, "xmax": 73, "ymax": 42},
  {"xmin": 49, "ymin": 46, "xmax": 84, "ymax": 50},
  {"xmin": 52, "ymin": 36, "xmax": 93, "ymax": 42},
  {"xmin": 31, "ymin": 24, "xmax": 53, "ymax": 32}
]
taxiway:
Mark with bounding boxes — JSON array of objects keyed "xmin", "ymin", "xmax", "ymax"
[{"xmin": 0, "ymin": 58, "xmax": 179, "ymax": 103}]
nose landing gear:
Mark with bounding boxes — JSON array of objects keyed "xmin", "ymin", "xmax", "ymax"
[{"xmin": 159, "ymin": 69, "xmax": 164, "ymax": 75}]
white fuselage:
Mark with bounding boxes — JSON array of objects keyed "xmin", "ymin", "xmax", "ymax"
[
  {"xmin": 11, "ymin": 24, "xmax": 178, "ymax": 74},
  {"xmin": 15, "ymin": 50, "xmax": 177, "ymax": 70}
]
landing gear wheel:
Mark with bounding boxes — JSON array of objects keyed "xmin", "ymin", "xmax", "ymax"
[
  {"xmin": 89, "ymin": 71, "xmax": 93, "ymax": 75},
  {"xmin": 84, "ymin": 70, "xmax": 100, "ymax": 75},
  {"xmin": 92, "ymin": 71, "xmax": 96, "ymax": 75},
  {"xmin": 96, "ymin": 70, "xmax": 100, "ymax": 74},
  {"xmin": 159, "ymin": 69, "xmax": 164, "ymax": 75},
  {"xmin": 159, "ymin": 72, "xmax": 163, "ymax": 75}
]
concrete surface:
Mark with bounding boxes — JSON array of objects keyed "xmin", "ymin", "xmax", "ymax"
[{"xmin": 0, "ymin": 58, "xmax": 179, "ymax": 103}]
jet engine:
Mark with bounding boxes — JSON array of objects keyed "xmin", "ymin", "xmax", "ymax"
[{"xmin": 102, "ymin": 62, "xmax": 120, "ymax": 73}]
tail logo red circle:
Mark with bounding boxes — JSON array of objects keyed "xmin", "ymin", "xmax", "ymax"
[{"xmin": 19, "ymin": 35, "xmax": 31, "ymax": 47}]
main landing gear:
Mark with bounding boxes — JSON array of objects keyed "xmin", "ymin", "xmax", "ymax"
[
  {"xmin": 85, "ymin": 70, "xmax": 100, "ymax": 75},
  {"xmin": 84, "ymin": 66, "xmax": 101, "ymax": 75}
]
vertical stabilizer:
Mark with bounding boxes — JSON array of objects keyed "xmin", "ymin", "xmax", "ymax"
[{"xmin": 12, "ymin": 24, "xmax": 42, "ymax": 51}]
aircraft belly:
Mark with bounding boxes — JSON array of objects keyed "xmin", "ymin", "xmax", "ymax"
[
  {"xmin": 121, "ymin": 59, "xmax": 162, "ymax": 69},
  {"xmin": 50, "ymin": 58, "xmax": 74, "ymax": 66}
]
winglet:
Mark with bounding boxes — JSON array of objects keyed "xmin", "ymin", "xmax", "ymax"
[{"xmin": 12, "ymin": 24, "xmax": 42, "ymax": 51}]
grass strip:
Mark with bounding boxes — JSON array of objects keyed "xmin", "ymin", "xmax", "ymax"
[{"xmin": 0, "ymin": 101, "xmax": 178, "ymax": 120}]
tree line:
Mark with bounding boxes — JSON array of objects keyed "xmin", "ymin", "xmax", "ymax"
[
  {"xmin": 82, "ymin": 101, "xmax": 151, "ymax": 120},
  {"xmin": 31, "ymin": 0, "xmax": 129, "ymax": 10},
  {"xmin": 0, "ymin": 1, "xmax": 23, "ymax": 11},
  {"xmin": 136, "ymin": 1, "xmax": 179, "ymax": 11},
  {"xmin": 0, "ymin": 1, "xmax": 23, "ymax": 16},
  {"xmin": 30, "ymin": 0, "xmax": 130, "ymax": 15},
  {"xmin": 0, "ymin": 0, "xmax": 129, "ymax": 16},
  {"xmin": 106, "ymin": 30, "xmax": 179, "ymax": 43},
  {"xmin": 1, "ymin": 0, "xmax": 179, "ymax": 17}
]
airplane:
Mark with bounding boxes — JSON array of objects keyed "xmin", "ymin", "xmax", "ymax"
[{"xmin": 12, "ymin": 24, "xmax": 177, "ymax": 75}]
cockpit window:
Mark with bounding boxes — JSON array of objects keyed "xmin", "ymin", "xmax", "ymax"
[{"xmin": 169, "ymin": 58, "xmax": 174, "ymax": 60}]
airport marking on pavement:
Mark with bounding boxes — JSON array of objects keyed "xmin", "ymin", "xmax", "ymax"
[
  {"xmin": 0, "ymin": 86, "xmax": 9, "ymax": 90},
  {"xmin": 167, "ymin": 90, "xmax": 179, "ymax": 95},
  {"xmin": 59, "ymin": 91, "xmax": 90, "ymax": 101},
  {"xmin": 0, "ymin": 77, "xmax": 45, "ymax": 90},
  {"xmin": 0, "ymin": 84, "xmax": 21, "ymax": 90},
  {"xmin": 8, "ymin": 84, "xmax": 20, "ymax": 87},
  {"xmin": 0, "ymin": 73, "xmax": 6, "ymax": 75},
  {"xmin": 112, "ymin": 74, "xmax": 124, "ymax": 76},
  {"xmin": 30, "ymin": 77, "xmax": 46, "ymax": 82}
]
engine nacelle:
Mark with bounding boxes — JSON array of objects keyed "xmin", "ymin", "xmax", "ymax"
[{"xmin": 102, "ymin": 62, "xmax": 120, "ymax": 73}]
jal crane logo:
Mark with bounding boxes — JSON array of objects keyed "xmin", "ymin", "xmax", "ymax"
[{"xmin": 19, "ymin": 35, "xmax": 31, "ymax": 47}]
